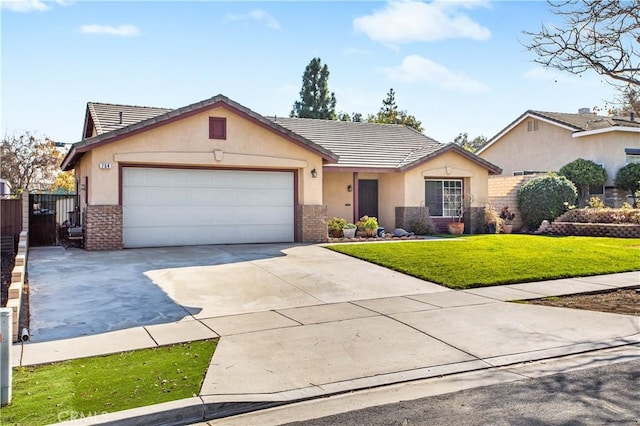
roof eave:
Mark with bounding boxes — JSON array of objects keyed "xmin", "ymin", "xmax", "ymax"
[
  {"xmin": 61, "ymin": 146, "xmax": 79, "ymax": 171},
  {"xmin": 572, "ymin": 126, "xmax": 640, "ymax": 138},
  {"xmin": 401, "ymin": 143, "xmax": 502, "ymax": 175},
  {"xmin": 478, "ymin": 110, "xmax": 579, "ymax": 155},
  {"xmin": 63, "ymin": 94, "xmax": 339, "ymax": 166}
]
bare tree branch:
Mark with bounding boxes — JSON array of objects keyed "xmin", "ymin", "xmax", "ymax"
[{"xmin": 523, "ymin": 0, "xmax": 640, "ymax": 87}]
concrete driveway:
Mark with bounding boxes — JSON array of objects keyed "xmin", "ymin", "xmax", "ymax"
[{"xmin": 27, "ymin": 243, "xmax": 448, "ymax": 342}]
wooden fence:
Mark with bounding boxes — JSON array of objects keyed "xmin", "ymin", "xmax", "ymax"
[{"xmin": 1, "ymin": 196, "xmax": 22, "ymax": 237}]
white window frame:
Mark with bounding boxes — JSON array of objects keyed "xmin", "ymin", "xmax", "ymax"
[
  {"xmin": 425, "ymin": 179, "xmax": 463, "ymax": 218},
  {"xmin": 626, "ymin": 148, "xmax": 640, "ymax": 164}
]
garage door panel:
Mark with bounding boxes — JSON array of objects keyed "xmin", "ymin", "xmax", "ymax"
[{"xmin": 123, "ymin": 168, "xmax": 295, "ymax": 248}]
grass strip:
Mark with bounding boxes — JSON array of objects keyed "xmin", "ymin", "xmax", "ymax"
[
  {"xmin": 0, "ymin": 339, "xmax": 217, "ymax": 426},
  {"xmin": 327, "ymin": 235, "xmax": 640, "ymax": 289}
]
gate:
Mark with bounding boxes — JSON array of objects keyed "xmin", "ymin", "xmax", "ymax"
[{"xmin": 29, "ymin": 194, "xmax": 79, "ymax": 246}]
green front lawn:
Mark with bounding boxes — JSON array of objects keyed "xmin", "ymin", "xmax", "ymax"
[
  {"xmin": 327, "ymin": 235, "xmax": 640, "ymax": 289},
  {"xmin": 0, "ymin": 339, "xmax": 217, "ymax": 426}
]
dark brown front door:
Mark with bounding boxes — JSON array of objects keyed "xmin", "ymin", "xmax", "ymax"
[{"xmin": 358, "ymin": 180, "xmax": 378, "ymax": 219}]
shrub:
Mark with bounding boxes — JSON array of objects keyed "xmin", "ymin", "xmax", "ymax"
[
  {"xmin": 409, "ymin": 205, "xmax": 437, "ymax": 235},
  {"xmin": 558, "ymin": 158, "xmax": 607, "ymax": 207},
  {"xmin": 614, "ymin": 163, "xmax": 640, "ymax": 206},
  {"xmin": 517, "ymin": 174, "xmax": 577, "ymax": 229},
  {"xmin": 475, "ymin": 206, "xmax": 502, "ymax": 234},
  {"xmin": 327, "ymin": 217, "xmax": 347, "ymax": 235},
  {"xmin": 588, "ymin": 196, "xmax": 605, "ymax": 209}
]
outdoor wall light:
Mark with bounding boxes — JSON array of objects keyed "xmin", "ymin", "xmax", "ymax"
[
  {"xmin": 347, "ymin": 184, "xmax": 353, "ymax": 192},
  {"xmin": 311, "ymin": 168, "xmax": 318, "ymax": 178}
]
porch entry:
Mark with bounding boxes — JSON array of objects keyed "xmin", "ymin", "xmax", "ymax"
[{"xmin": 358, "ymin": 179, "xmax": 378, "ymax": 219}]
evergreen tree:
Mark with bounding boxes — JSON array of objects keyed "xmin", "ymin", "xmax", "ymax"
[
  {"xmin": 367, "ymin": 88, "xmax": 423, "ymax": 132},
  {"xmin": 291, "ymin": 57, "xmax": 337, "ymax": 120}
]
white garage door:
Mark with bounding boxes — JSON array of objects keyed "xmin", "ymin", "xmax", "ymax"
[{"xmin": 122, "ymin": 168, "xmax": 294, "ymax": 248}]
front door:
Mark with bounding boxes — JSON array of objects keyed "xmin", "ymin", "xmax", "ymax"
[{"xmin": 358, "ymin": 180, "xmax": 378, "ymax": 219}]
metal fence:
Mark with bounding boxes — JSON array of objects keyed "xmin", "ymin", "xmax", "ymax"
[{"xmin": 29, "ymin": 193, "xmax": 79, "ymax": 246}]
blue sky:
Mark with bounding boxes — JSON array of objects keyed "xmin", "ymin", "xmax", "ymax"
[{"xmin": 1, "ymin": 0, "xmax": 618, "ymax": 145}]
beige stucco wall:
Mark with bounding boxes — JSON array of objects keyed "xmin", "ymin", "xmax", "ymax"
[
  {"xmin": 404, "ymin": 150, "xmax": 490, "ymax": 209},
  {"xmin": 480, "ymin": 119, "xmax": 640, "ymax": 186},
  {"xmin": 76, "ymin": 106, "xmax": 324, "ymax": 206},
  {"xmin": 75, "ymin": 151, "xmax": 92, "ymax": 213},
  {"xmin": 378, "ymin": 172, "xmax": 405, "ymax": 230},
  {"xmin": 321, "ymin": 151, "xmax": 490, "ymax": 230},
  {"xmin": 323, "ymin": 172, "xmax": 355, "ymax": 222},
  {"xmin": 323, "ymin": 171, "xmax": 404, "ymax": 230}
]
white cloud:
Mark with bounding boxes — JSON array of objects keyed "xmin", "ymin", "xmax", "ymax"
[
  {"xmin": 353, "ymin": 0, "xmax": 490, "ymax": 44},
  {"xmin": 80, "ymin": 24, "xmax": 140, "ymax": 37},
  {"xmin": 384, "ymin": 54, "xmax": 490, "ymax": 94},
  {"xmin": 1, "ymin": 0, "xmax": 70, "ymax": 12},
  {"xmin": 226, "ymin": 10, "xmax": 281, "ymax": 30}
]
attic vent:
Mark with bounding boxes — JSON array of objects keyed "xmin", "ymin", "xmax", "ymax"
[
  {"xmin": 209, "ymin": 117, "xmax": 226, "ymax": 140},
  {"xmin": 578, "ymin": 107, "xmax": 591, "ymax": 114},
  {"xmin": 119, "ymin": 111, "xmax": 123, "ymax": 124}
]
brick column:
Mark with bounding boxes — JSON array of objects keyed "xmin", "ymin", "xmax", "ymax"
[
  {"xmin": 296, "ymin": 204, "xmax": 328, "ymax": 243},
  {"xmin": 85, "ymin": 205, "xmax": 123, "ymax": 250},
  {"xmin": 21, "ymin": 191, "xmax": 29, "ymax": 233}
]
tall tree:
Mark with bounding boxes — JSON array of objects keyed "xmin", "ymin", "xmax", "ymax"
[
  {"xmin": 367, "ymin": 88, "xmax": 423, "ymax": 132},
  {"xmin": 337, "ymin": 111, "xmax": 364, "ymax": 122},
  {"xmin": 291, "ymin": 57, "xmax": 337, "ymax": 120},
  {"xmin": 1, "ymin": 132, "xmax": 63, "ymax": 192},
  {"xmin": 51, "ymin": 170, "xmax": 76, "ymax": 194},
  {"xmin": 523, "ymin": 0, "xmax": 640, "ymax": 88},
  {"xmin": 619, "ymin": 85, "xmax": 640, "ymax": 113},
  {"xmin": 453, "ymin": 132, "xmax": 488, "ymax": 153}
]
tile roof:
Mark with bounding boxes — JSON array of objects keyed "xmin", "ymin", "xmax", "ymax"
[
  {"xmin": 62, "ymin": 95, "xmax": 338, "ymax": 171},
  {"xmin": 63, "ymin": 94, "xmax": 501, "ymax": 175},
  {"xmin": 530, "ymin": 110, "xmax": 640, "ymax": 131},
  {"xmin": 87, "ymin": 102, "xmax": 171, "ymax": 135},
  {"xmin": 268, "ymin": 117, "xmax": 445, "ymax": 169}
]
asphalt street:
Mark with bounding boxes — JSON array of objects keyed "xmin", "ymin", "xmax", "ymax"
[{"xmin": 285, "ymin": 359, "xmax": 640, "ymax": 426}]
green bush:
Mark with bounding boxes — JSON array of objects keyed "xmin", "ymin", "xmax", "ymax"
[
  {"xmin": 558, "ymin": 158, "xmax": 606, "ymax": 206},
  {"xmin": 517, "ymin": 174, "xmax": 577, "ymax": 229},
  {"xmin": 614, "ymin": 163, "xmax": 640, "ymax": 206}
]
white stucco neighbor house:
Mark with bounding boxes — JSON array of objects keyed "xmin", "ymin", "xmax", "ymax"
[{"xmin": 478, "ymin": 109, "xmax": 640, "ymax": 206}]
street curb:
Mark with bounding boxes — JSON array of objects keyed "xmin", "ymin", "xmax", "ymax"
[{"xmin": 52, "ymin": 342, "xmax": 640, "ymax": 426}]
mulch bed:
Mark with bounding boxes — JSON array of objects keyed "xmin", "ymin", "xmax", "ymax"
[{"xmin": 529, "ymin": 288, "xmax": 640, "ymax": 316}]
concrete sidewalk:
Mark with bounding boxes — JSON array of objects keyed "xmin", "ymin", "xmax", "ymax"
[{"xmin": 12, "ymin": 270, "xmax": 640, "ymax": 425}]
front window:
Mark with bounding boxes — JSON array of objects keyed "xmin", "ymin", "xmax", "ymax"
[
  {"xmin": 626, "ymin": 148, "xmax": 640, "ymax": 164},
  {"xmin": 425, "ymin": 179, "xmax": 462, "ymax": 217}
]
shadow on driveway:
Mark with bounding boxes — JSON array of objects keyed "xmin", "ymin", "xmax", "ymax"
[{"xmin": 27, "ymin": 244, "xmax": 292, "ymax": 342}]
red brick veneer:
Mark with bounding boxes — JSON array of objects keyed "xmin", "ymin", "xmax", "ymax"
[{"xmin": 85, "ymin": 205, "xmax": 123, "ymax": 250}]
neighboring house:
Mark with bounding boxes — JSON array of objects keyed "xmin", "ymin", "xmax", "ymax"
[
  {"xmin": 0, "ymin": 179, "xmax": 12, "ymax": 197},
  {"xmin": 61, "ymin": 94, "xmax": 501, "ymax": 250},
  {"xmin": 478, "ymin": 109, "xmax": 640, "ymax": 205}
]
